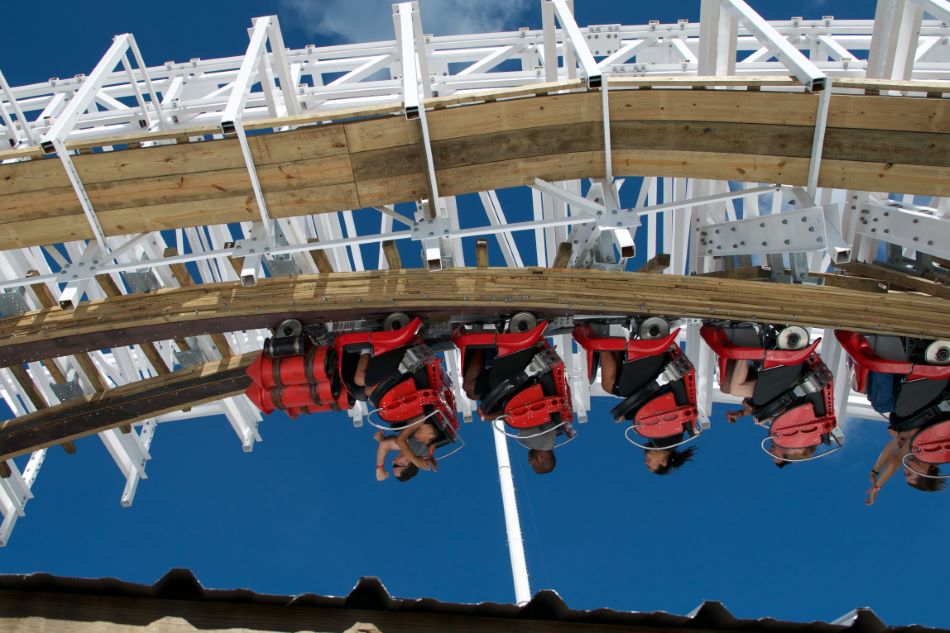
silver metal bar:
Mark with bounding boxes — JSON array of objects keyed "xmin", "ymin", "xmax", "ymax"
[
  {"xmin": 220, "ymin": 16, "xmax": 271, "ymax": 130},
  {"xmin": 912, "ymin": 0, "xmax": 950, "ymax": 23},
  {"xmin": 541, "ymin": 0, "xmax": 559, "ymax": 82},
  {"xmin": 395, "ymin": 3, "xmax": 420, "ymax": 117},
  {"xmin": 551, "ymin": 0, "xmax": 602, "ymax": 86},
  {"xmin": 119, "ymin": 53, "xmax": 151, "ymax": 130},
  {"xmin": 807, "ymin": 78, "xmax": 832, "ymax": 198},
  {"xmin": 234, "ymin": 123, "xmax": 272, "ymax": 229},
  {"xmin": 722, "ymin": 0, "xmax": 827, "ymax": 90},
  {"xmin": 40, "ymin": 35, "xmax": 132, "ymax": 151},
  {"xmin": 265, "ymin": 16, "xmax": 302, "ymax": 117},
  {"xmin": 0, "ymin": 68, "xmax": 37, "ymax": 145},
  {"xmin": 127, "ymin": 35, "xmax": 167, "ymax": 130},
  {"xmin": 50, "ymin": 139, "xmax": 109, "ymax": 250},
  {"xmin": 492, "ymin": 423, "xmax": 532, "ymax": 606},
  {"xmin": 601, "ymin": 75, "xmax": 613, "ymax": 181}
]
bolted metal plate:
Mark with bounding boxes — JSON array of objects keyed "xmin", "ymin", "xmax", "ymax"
[
  {"xmin": 585, "ymin": 24, "xmax": 622, "ymax": 56},
  {"xmin": 0, "ymin": 288, "xmax": 29, "ymax": 316},
  {"xmin": 697, "ymin": 206, "xmax": 832, "ymax": 258},
  {"xmin": 265, "ymin": 256, "xmax": 299, "ymax": 278},
  {"xmin": 175, "ymin": 347, "xmax": 207, "ymax": 369},
  {"xmin": 124, "ymin": 270, "xmax": 162, "ymax": 294},
  {"xmin": 51, "ymin": 378, "xmax": 85, "ymax": 403},
  {"xmin": 859, "ymin": 203, "xmax": 950, "ymax": 261}
]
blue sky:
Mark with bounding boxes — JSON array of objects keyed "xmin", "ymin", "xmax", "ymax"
[{"xmin": 2, "ymin": 0, "xmax": 949, "ymax": 629}]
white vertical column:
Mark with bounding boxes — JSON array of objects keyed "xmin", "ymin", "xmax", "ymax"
[{"xmin": 492, "ymin": 424, "xmax": 532, "ymax": 605}]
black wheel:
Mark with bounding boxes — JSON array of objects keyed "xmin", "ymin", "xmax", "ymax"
[
  {"xmin": 508, "ymin": 312, "xmax": 537, "ymax": 333},
  {"xmin": 383, "ymin": 312, "xmax": 411, "ymax": 331}
]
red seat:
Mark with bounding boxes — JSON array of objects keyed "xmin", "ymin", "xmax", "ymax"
[
  {"xmin": 453, "ymin": 322, "xmax": 575, "ymax": 436},
  {"xmin": 701, "ymin": 324, "xmax": 837, "ymax": 452},
  {"xmin": 334, "ymin": 317, "xmax": 424, "ymax": 357},
  {"xmin": 835, "ymin": 330, "xmax": 950, "ymax": 393},
  {"xmin": 573, "ymin": 323, "xmax": 699, "ymax": 444}
]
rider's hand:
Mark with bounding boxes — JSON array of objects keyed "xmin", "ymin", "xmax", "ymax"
[
  {"xmin": 412, "ymin": 456, "xmax": 430, "ymax": 470},
  {"xmin": 376, "ymin": 467, "xmax": 389, "ymax": 481},
  {"xmin": 865, "ymin": 486, "xmax": 878, "ymax": 506},
  {"xmin": 428, "ymin": 457, "xmax": 439, "ymax": 473},
  {"xmin": 373, "ymin": 431, "xmax": 385, "ymax": 442}
]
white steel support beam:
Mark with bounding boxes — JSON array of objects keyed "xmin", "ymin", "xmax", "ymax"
[
  {"xmin": 549, "ymin": 0, "xmax": 603, "ymax": 87},
  {"xmin": 409, "ymin": 2, "xmax": 433, "ymax": 100},
  {"xmin": 126, "ymin": 35, "xmax": 167, "ymax": 130},
  {"xmin": 912, "ymin": 0, "xmax": 950, "ymax": 21},
  {"xmin": 696, "ymin": 202, "xmax": 851, "ymax": 263},
  {"xmin": 722, "ymin": 0, "xmax": 827, "ymax": 90},
  {"xmin": 222, "ymin": 18, "xmax": 275, "ymax": 232},
  {"xmin": 235, "ymin": 124, "xmax": 273, "ymax": 229},
  {"xmin": 601, "ymin": 76, "xmax": 613, "ymax": 181},
  {"xmin": 395, "ymin": 3, "xmax": 420, "ymax": 118},
  {"xmin": 264, "ymin": 16, "xmax": 302, "ymax": 117},
  {"xmin": 806, "ymin": 78, "xmax": 833, "ymax": 199},
  {"xmin": 492, "ymin": 424, "xmax": 532, "ymax": 606},
  {"xmin": 100, "ymin": 423, "xmax": 153, "ymax": 507},
  {"xmin": 50, "ymin": 140, "xmax": 110, "ymax": 251},
  {"xmin": 0, "ymin": 450, "xmax": 45, "ymax": 547},
  {"xmin": 0, "ymin": 69, "xmax": 37, "ymax": 146},
  {"xmin": 868, "ymin": 0, "xmax": 924, "ymax": 81},
  {"xmin": 859, "ymin": 200, "xmax": 950, "ymax": 259},
  {"xmin": 480, "ymin": 191, "xmax": 525, "ymax": 268},
  {"xmin": 221, "ymin": 16, "xmax": 272, "ymax": 130},
  {"xmin": 40, "ymin": 35, "xmax": 135, "ymax": 151},
  {"xmin": 541, "ymin": 0, "xmax": 559, "ymax": 82},
  {"xmin": 698, "ymin": 0, "xmax": 738, "ymax": 76}
]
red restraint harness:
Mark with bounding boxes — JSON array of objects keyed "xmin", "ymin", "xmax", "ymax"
[
  {"xmin": 453, "ymin": 322, "xmax": 574, "ymax": 434},
  {"xmin": 701, "ymin": 324, "xmax": 837, "ymax": 451},
  {"xmin": 836, "ymin": 330, "xmax": 950, "ymax": 472},
  {"xmin": 573, "ymin": 324, "xmax": 699, "ymax": 441},
  {"xmin": 334, "ymin": 318, "xmax": 458, "ymax": 439}
]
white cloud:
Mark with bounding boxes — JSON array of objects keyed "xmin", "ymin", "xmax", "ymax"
[{"xmin": 280, "ymin": 0, "xmax": 531, "ymax": 44}]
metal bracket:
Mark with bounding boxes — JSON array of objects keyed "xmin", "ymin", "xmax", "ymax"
[
  {"xmin": 0, "ymin": 288, "xmax": 29, "ymax": 316},
  {"xmin": 124, "ymin": 269, "xmax": 163, "ymax": 294},
  {"xmin": 50, "ymin": 378, "xmax": 84, "ymax": 403},
  {"xmin": 697, "ymin": 203, "xmax": 850, "ymax": 264},
  {"xmin": 174, "ymin": 340, "xmax": 207, "ymax": 369},
  {"xmin": 100, "ymin": 423, "xmax": 153, "ymax": 507},
  {"xmin": 858, "ymin": 201, "xmax": 950, "ymax": 260},
  {"xmin": 549, "ymin": 0, "xmax": 603, "ymax": 87}
]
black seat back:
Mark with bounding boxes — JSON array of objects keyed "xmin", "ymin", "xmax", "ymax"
[
  {"xmin": 895, "ymin": 378, "xmax": 949, "ymax": 418},
  {"xmin": 752, "ymin": 364, "xmax": 804, "ymax": 406},
  {"xmin": 617, "ymin": 355, "xmax": 667, "ymax": 397}
]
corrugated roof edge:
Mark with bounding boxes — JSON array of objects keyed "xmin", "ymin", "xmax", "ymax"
[{"xmin": 0, "ymin": 569, "xmax": 942, "ymax": 633}]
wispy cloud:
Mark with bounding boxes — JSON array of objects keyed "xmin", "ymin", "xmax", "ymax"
[{"xmin": 280, "ymin": 0, "xmax": 531, "ymax": 44}]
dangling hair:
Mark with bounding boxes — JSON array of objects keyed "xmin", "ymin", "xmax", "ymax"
[{"xmin": 647, "ymin": 435, "xmax": 697, "ymax": 476}]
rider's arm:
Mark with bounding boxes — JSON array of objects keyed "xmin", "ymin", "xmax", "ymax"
[
  {"xmin": 866, "ymin": 436, "xmax": 903, "ymax": 503},
  {"xmin": 375, "ymin": 435, "xmax": 396, "ymax": 480},
  {"xmin": 872, "ymin": 436, "xmax": 902, "ymax": 488}
]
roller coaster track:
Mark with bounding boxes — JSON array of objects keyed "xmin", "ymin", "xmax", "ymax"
[{"xmin": 0, "ymin": 0, "xmax": 948, "ymax": 564}]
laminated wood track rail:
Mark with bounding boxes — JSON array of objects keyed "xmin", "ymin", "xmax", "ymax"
[
  {"xmin": 2, "ymin": 267, "xmax": 948, "ymax": 461},
  {"xmin": 1, "ymin": 268, "xmax": 949, "ymax": 367},
  {"xmin": 0, "ymin": 83, "xmax": 948, "ymax": 250}
]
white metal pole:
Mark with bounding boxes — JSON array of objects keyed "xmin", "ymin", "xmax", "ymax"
[{"xmin": 492, "ymin": 423, "xmax": 532, "ymax": 606}]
